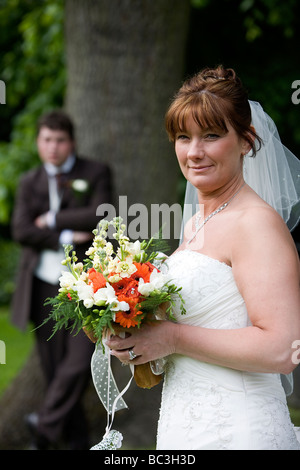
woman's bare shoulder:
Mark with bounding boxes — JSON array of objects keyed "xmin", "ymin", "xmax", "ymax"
[
  {"xmin": 237, "ymin": 199, "xmax": 290, "ymax": 238},
  {"xmin": 232, "ymin": 198, "xmax": 298, "ymax": 270}
]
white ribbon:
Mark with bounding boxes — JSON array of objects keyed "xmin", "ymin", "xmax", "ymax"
[{"xmin": 90, "ymin": 340, "xmax": 134, "ymax": 450}]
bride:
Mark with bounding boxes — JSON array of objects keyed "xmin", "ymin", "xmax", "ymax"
[{"xmin": 107, "ymin": 66, "xmax": 300, "ymax": 450}]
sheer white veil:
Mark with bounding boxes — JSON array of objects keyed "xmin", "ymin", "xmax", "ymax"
[
  {"xmin": 244, "ymin": 101, "xmax": 300, "ymax": 231},
  {"xmin": 181, "ymin": 100, "xmax": 300, "ymax": 237},
  {"xmin": 180, "ymin": 100, "xmax": 300, "ymax": 395}
]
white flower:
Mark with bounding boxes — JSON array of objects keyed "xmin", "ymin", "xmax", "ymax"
[
  {"xmin": 73, "ymin": 262, "xmax": 84, "ymax": 275},
  {"xmin": 125, "ymin": 240, "xmax": 143, "ymax": 257},
  {"xmin": 75, "ymin": 280, "xmax": 94, "ymax": 307},
  {"xmin": 138, "ymin": 269, "xmax": 167, "ymax": 296},
  {"xmin": 72, "ymin": 179, "xmax": 89, "ymax": 192},
  {"xmin": 105, "ymin": 242, "xmax": 114, "ymax": 256},
  {"xmin": 59, "ymin": 271, "xmax": 77, "ymax": 290},
  {"xmin": 83, "ymin": 298, "xmax": 94, "ymax": 309},
  {"xmin": 85, "ymin": 246, "xmax": 96, "ymax": 256},
  {"xmin": 79, "ymin": 271, "xmax": 88, "ymax": 282},
  {"xmin": 111, "ymin": 300, "xmax": 130, "ymax": 312},
  {"xmin": 92, "ymin": 253, "xmax": 101, "ymax": 269},
  {"xmin": 114, "ymin": 258, "xmax": 137, "ymax": 278},
  {"xmin": 108, "ymin": 274, "xmax": 122, "ymax": 283},
  {"xmin": 94, "ymin": 283, "xmax": 129, "ymax": 311}
]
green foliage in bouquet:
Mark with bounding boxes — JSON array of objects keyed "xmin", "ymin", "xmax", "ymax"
[{"xmin": 42, "ymin": 218, "xmax": 185, "ymax": 348}]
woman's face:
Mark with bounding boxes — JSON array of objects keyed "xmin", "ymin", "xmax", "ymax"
[{"xmin": 175, "ymin": 115, "xmax": 250, "ymax": 193}]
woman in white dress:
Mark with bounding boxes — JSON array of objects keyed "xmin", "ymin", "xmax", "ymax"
[{"xmin": 107, "ymin": 66, "xmax": 300, "ymax": 450}]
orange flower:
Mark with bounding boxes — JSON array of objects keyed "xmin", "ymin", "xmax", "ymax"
[
  {"xmin": 115, "ymin": 296, "xmax": 144, "ymax": 328},
  {"xmin": 87, "ymin": 268, "xmax": 106, "ymax": 293},
  {"xmin": 115, "ymin": 311, "xmax": 142, "ymax": 328},
  {"xmin": 113, "ymin": 277, "xmax": 131, "ymax": 294},
  {"xmin": 115, "ymin": 310, "xmax": 143, "ymax": 329},
  {"xmin": 131, "ymin": 262, "xmax": 156, "ymax": 283},
  {"xmin": 113, "ymin": 278, "xmax": 139, "ymax": 297},
  {"xmin": 113, "ymin": 262, "xmax": 158, "ymax": 328}
]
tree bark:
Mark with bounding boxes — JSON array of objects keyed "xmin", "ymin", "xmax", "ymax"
[
  {"xmin": 64, "ymin": 0, "xmax": 190, "ymax": 215},
  {"xmin": 0, "ymin": 347, "xmax": 44, "ymax": 449}
]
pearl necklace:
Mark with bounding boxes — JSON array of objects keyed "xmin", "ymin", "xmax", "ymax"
[{"xmin": 187, "ymin": 182, "xmax": 246, "ymax": 245}]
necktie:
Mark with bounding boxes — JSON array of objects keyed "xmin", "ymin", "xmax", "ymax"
[
  {"xmin": 49, "ymin": 173, "xmax": 68, "ymax": 213},
  {"xmin": 55, "ymin": 172, "xmax": 69, "ymax": 190}
]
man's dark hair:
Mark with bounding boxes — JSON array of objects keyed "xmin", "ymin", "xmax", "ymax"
[{"xmin": 37, "ymin": 110, "xmax": 75, "ymax": 140}]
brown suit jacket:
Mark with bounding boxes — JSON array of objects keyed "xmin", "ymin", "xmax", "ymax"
[{"xmin": 11, "ymin": 156, "xmax": 112, "ymax": 330}]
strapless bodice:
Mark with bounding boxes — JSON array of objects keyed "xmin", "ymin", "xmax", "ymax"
[{"xmin": 165, "ymin": 249, "xmax": 249, "ymax": 329}]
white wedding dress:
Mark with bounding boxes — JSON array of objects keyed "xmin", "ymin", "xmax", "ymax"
[{"xmin": 156, "ymin": 249, "xmax": 300, "ymax": 450}]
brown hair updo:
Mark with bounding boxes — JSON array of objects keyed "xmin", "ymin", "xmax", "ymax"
[{"xmin": 165, "ymin": 65, "xmax": 262, "ymax": 156}]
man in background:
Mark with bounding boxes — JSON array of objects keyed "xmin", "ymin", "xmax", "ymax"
[{"xmin": 11, "ymin": 110, "xmax": 112, "ymax": 449}]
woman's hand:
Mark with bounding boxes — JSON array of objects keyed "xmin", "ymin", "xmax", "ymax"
[{"xmin": 105, "ymin": 320, "xmax": 178, "ymax": 366}]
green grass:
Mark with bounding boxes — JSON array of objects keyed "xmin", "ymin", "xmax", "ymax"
[
  {"xmin": 0, "ymin": 305, "xmax": 34, "ymax": 396},
  {"xmin": 290, "ymin": 407, "xmax": 300, "ymax": 426}
]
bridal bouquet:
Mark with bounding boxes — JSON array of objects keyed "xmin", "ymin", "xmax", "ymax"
[{"xmin": 44, "ymin": 217, "xmax": 185, "ymax": 388}]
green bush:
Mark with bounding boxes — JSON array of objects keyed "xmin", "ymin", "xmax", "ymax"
[
  {"xmin": 0, "ymin": 238, "xmax": 20, "ymax": 305},
  {"xmin": 0, "ymin": 306, "xmax": 34, "ymax": 396},
  {"xmin": 0, "ymin": 0, "xmax": 65, "ymax": 225}
]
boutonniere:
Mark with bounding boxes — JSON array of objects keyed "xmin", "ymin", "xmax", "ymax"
[{"xmin": 71, "ymin": 179, "xmax": 90, "ymax": 193}]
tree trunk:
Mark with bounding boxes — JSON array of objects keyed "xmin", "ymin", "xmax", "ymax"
[
  {"xmin": 64, "ymin": 0, "xmax": 190, "ymax": 227},
  {"xmin": 0, "ymin": 347, "xmax": 45, "ymax": 449}
]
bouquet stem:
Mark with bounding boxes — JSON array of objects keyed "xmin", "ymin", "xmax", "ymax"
[
  {"xmin": 83, "ymin": 326, "xmax": 98, "ymax": 343},
  {"xmin": 134, "ymin": 363, "xmax": 162, "ymax": 389}
]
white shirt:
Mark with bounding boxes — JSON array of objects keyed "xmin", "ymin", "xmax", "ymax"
[{"xmin": 34, "ymin": 154, "xmax": 76, "ymax": 285}]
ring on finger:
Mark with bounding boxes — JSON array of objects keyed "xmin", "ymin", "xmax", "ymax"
[{"xmin": 128, "ymin": 349, "xmax": 138, "ymax": 361}]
